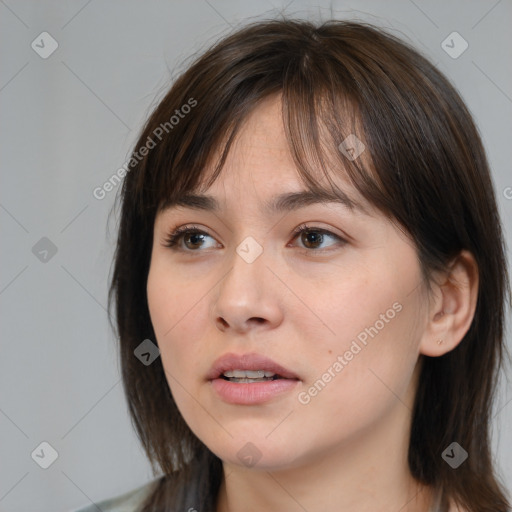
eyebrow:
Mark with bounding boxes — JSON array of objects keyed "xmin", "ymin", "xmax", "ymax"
[{"xmin": 161, "ymin": 189, "xmax": 368, "ymax": 215}]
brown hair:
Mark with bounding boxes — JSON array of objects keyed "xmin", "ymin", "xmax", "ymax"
[{"xmin": 108, "ymin": 18, "xmax": 511, "ymax": 511}]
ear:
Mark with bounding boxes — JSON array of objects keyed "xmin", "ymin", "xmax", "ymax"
[{"xmin": 419, "ymin": 250, "xmax": 479, "ymax": 357}]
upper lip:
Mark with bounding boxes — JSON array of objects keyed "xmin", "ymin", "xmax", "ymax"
[{"xmin": 207, "ymin": 352, "xmax": 299, "ymax": 380}]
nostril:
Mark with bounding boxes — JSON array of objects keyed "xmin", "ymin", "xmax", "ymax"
[{"xmin": 217, "ymin": 318, "xmax": 229, "ymax": 328}]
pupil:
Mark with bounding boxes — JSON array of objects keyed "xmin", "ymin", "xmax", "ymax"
[
  {"xmin": 186, "ymin": 233, "xmax": 204, "ymax": 248},
  {"xmin": 303, "ymin": 230, "xmax": 322, "ymax": 248}
]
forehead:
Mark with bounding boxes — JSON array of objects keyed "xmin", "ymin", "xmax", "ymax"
[{"xmin": 158, "ymin": 94, "xmax": 374, "ymax": 218}]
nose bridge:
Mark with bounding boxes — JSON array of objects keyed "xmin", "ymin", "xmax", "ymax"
[
  {"xmin": 212, "ymin": 236, "xmax": 283, "ymax": 330},
  {"xmin": 221, "ymin": 237, "xmax": 268, "ymax": 302}
]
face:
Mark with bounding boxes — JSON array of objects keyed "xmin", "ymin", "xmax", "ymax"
[{"xmin": 147, "ymin": 95, "xmax": 430, "ymax": 471}]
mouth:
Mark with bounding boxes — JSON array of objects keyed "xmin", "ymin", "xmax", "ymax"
[
  {"xmin": 208, "ymin": 353, "xmax": 300, "ymax": 405},
  {"xmin": 208, "ymin": 352, "xmax": 299, "ymax": 381}
]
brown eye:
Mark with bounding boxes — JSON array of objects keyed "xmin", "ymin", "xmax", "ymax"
[
  {"xmin": 164, "ymin": 226, "xmax": 219, "ymax": 251},
  {"xmin": 291, "ymin": 225, "xmax": 345, "ymax": 251},
  {"xmin": 301, "ymin": 230, "xmax": 325, "ymax": 249},
  {"xmin": 183, "ymin": 232, "xmax": 207, "ymax": 249}
]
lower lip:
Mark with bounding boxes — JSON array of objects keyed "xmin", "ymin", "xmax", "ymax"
[{"xmin": 210, "ymin": 378, "xmax": 299, "ymax": 405}]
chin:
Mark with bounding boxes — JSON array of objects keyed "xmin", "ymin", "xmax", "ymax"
[{"xmin": 205, "ymin": 436, "xmax": 305, "ymax": 471}]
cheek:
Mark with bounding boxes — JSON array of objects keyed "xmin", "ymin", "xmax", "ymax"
[
  {"xmin": 146, "ymin": 262, "xmax": 207, "ymax": 370},
  {"xmin": 147, "ymin": 263, "xmax": 214, "ymax": 430},
  {"xmin": 316, "ymin": 269, "xmax": 409, "ymax": 356},
  {"xmin": 311, "ymin": 298, "xmax": 421, "ymax": 421},
  {"xmin": 297, "ymin": 261, "xmax": 423, "ymax": 416}
]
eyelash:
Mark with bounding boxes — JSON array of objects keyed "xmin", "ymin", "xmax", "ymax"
[{"xmin": 163, "ymin": 223, "xmax": 346, "ymax": 254}]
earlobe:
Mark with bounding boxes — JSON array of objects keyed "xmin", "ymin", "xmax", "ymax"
[{"xmin": 419, "ymin": 250, "xmax": 479, "ymax": 357}]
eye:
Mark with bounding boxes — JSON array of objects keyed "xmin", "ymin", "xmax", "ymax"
[
  {"xmin": 163, "ymin": 225, "xmax": 220, "ymax": 251},
  {"xmin": 290, "ymin": 223, "xmax": 346, "ymax": 251}
]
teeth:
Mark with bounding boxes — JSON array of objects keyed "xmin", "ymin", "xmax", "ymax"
[
  {"xmin": 231, "ymin": 378, "xmax": 269, "ymax": 383},
  {"xmin": 245, "ymin": 370, "xmax": 265, "ymax": 378},
  {"xmin": 223, "ymin": 370, "xmax": 276, "ymax": 378}
]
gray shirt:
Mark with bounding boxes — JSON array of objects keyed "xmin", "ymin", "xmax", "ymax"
[
  {"xmin": 72, "ymin": 479, "xmax": 159, "ymax": 512},
  {"xmin": 72, "ymin": 475, "xmax": 444, "ymax": 512}
]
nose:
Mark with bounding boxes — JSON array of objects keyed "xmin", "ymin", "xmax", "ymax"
[{"xmin": 211, "ymin": 244, "xmax": 284, "ymax": 334}]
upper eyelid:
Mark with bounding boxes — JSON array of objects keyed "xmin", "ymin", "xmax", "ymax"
[{"xmin": 166, "ymin": 223, "xmax": 342, "ymax": 238}]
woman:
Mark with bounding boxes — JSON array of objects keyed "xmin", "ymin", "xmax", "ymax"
[{"xmin": 75, "ymin": 18, "xmax": 511, "ymax": 512}]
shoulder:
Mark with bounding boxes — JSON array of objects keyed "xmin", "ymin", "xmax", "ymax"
[{"xmin": 72, "ymin": 478, "xmax": 160, "ymax": 512}]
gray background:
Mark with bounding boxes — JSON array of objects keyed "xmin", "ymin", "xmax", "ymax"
[{"xmin": 1, "ymin": 1, "xmax": 511, "ymax": 511}]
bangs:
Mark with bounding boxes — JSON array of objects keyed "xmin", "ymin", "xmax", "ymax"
[{"xmin": 156, "ymin": 89, "xmax": 380, "ymax": 216}]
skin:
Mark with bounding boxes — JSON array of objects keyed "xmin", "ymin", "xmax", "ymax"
[{"xmin": 147, "ymin": 95, "xmax": 478, "ymax": 512}]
